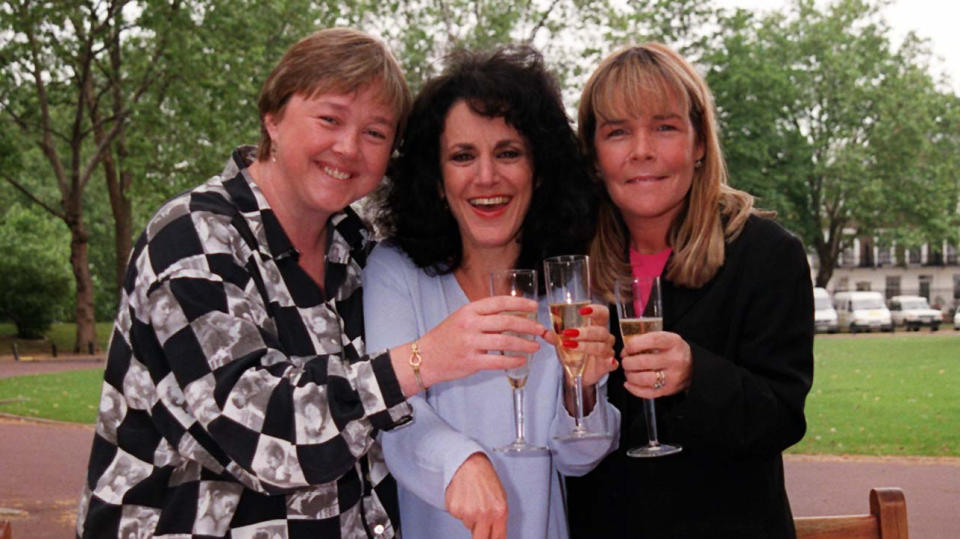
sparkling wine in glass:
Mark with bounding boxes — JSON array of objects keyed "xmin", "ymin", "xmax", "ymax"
[
  {"xmin": 543, "ymin": 255, "xmax": 605, "ymax": 440},
  {"xmin": 490, "ymin": 269, "xmax": 547, "ymax": 454},
  {"xmin": 615, "ymin": 276, "xmax": 682, "ymax": 458}
]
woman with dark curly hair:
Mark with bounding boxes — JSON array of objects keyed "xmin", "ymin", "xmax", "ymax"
[{"xmin": 363, "ymin": 46, "xmax": 620, "ymax": 538}]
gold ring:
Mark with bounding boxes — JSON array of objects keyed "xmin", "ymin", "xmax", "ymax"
[{"xmin": 653, "ymin": 369, "xmax": 665, "ymax": 390}]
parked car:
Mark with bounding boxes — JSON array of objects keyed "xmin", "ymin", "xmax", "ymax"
[
  {"xmin": 954, "ymin": 306, "xmax": 960, "ymax": 330},
  {"xmin": 813, "ymin": 287, "xmax": 838, "ymax": 333},
  {"xmin": 888, "ymin": 295, "xmax": 941, "ymax": 331},
  {"xmin": 833, "ymin": 291, "xmax": 894, "ymax": 333}
]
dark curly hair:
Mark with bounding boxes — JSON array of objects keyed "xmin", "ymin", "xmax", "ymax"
[{"xmin": 372, "ymin": 45, "xmax": 597, "ymax": 276}]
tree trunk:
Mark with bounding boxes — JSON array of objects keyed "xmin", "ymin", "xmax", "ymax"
[
  {"xmin": 66, "ymin": 210, "xmax": 98, "ymax": 353},
  {"xmin": 815, "ymin": 230, "xmax": 843, "ymax": 288},
  {"xmin": 104, "ymin": 23, "xmax": 133, "ymax": 294},
  {"xmin": 815, "ymin": 251, "xmax": 836, "ymax": 288},
  {"xmin": 103, "ymin": 153, "xmax": 133, "ymax": 293},
  {"xmin": 113, "ymin": 185, "xmax": 132, "ymax": 290}
]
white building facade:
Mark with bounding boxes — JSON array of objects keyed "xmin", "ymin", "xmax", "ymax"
[{"xmin": 813, "ymin": 236, "xmax": 960, "ymax": 314}]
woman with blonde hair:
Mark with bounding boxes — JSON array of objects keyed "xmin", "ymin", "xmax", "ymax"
[{"xmin": 566, "ymin": 42, "xmax": 814, "ymax": 538}]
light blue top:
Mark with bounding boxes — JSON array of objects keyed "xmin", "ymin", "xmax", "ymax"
[{"xmin": 363, "ymin": 244, "xmax": 620, "ymax": 539}]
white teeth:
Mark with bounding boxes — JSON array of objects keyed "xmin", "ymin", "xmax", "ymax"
[
  {"xmin": 323, "ymin": 166, "xmax": 350, "ymax": 180},
  {"xmin": 470, "ymin": 196, "xmax": 510, "ymax": 206}
]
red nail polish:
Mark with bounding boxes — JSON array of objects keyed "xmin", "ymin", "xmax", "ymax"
[
  {"xmin": 563, "ymin": 328, "xmax": 580, "ymax": 337},
  {"xmin": 579, "ymin": 306, "xmax": 593, "ymax": 315},
  {"xmin": 562, "ymin": 340, "xmax": 579, "ymax": 348}
]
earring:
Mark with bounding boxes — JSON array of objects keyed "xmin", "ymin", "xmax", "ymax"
[
  {"xmin": 271, "ymin": 144, "xmax": 278, "ymax": 163},
  {"xmin": 695, "ymin": 158, "xmax": 703, "ymax": 169}
]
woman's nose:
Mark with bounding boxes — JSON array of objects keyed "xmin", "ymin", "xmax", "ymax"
[
  {"xmin": 475, "ymin": 155, "xmax": 497, "ymax": 185},
  {"xmin": 333, "ymin": 130, "xmax": 360, "ymax": 157},
  {"xmin": 629, "ymin": 132, "xmax": 654, "ymax": 161}
]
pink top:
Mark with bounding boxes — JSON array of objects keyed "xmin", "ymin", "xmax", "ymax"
[
  {"xmin": 629, "ymin": 247, "xmax": 672, "ymax": 280},
  {"xmin": 627, "ymin": 247, "xmax": 671, "ymax": 314}
]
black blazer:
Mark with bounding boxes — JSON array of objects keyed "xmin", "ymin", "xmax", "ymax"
[{"xmin": 568, "ymin": 215, "xmax": 814, "ymax": 538}]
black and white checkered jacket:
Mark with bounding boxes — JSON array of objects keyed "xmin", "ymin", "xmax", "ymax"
[{"xmin": 77, "ymin": 147, "xmax": 413, "ymax": 538}]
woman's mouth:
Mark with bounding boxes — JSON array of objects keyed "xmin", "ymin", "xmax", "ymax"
[
  {"xmin": 322, "ymin": 164, "xmax": 351, "ymax": 180},
  {"xmin": 469, "ymin": 195, "xmax": 511, "ymax": 211},
  {"xmin": 625, "ymin": 175, "xmax": 664, "ymax": 184}
]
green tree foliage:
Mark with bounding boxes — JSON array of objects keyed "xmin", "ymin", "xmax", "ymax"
[
  {"xmin": 360, "ymin": 0, "xmax": 712, "ymax": 101},
  {"xmin": 706, "ymin": 0, "xmax": 960, "ymax": 286},
  {"xmin": 6, "ymin": 0, "xmax": 958, "ymax": 332},
  {"xmin": 0, "ymin": 204, "xmax": 73, "ymax": 338},
  {"xmin": 0, "ymin": 0, "xmax": 364, "ymax": 346}
]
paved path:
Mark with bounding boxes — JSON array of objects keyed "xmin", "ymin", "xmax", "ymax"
[
  {"xmin": 2, "ymin": 358, "xmax": 959, "ymax": 537},
  {"xmin": 785, "ymin": 454, "xmax": 960, "ymax": 538},
  {"xmin": 0, "ymin": 418, "xmax": 93, "ymax": 538},
  {"xmin": 0, "ymin": 356, "xmax": 103, "ymax": 378}
]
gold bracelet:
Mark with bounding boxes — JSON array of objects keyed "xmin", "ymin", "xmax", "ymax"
[{"xmin": 409, "ymin": 342, "xmax": 427, "ymax": 391}]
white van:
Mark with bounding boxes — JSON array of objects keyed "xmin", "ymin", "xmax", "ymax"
[
  {"xmin": 813, "ymin": 287, "xmax": 838, "ymax": 333},
  {"xmin": 887, "ymin": 295, "xmax": 941, "ymax": 331},
  {"xmin": 832, "ymin": 291, "xmax": 893, "ymax": 333}
]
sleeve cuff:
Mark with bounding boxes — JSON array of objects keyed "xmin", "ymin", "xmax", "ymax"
[{"xmin": 369, "ymin": 350, "xmax": 413, "ymax": 431}]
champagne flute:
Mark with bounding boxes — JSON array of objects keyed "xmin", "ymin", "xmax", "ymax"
[
  {"xmin": 490, "ymin": 269, "xmax": 547, "ymax": 454},
  {"xmin": 615, "ymin": 276, "xmax": 682, "ymax": 458},
  {"xmin": 543, "ymin": 255, "xmax": 605, "ymax": 440}
]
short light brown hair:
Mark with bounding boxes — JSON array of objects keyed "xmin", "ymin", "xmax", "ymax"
[
  {"xmin": 256, "ymin": 27, "xmax": 410, "ymax": 160},
  {"xmin": 579, "ymin": 43, "xmax": 764, "ymax": 294}
]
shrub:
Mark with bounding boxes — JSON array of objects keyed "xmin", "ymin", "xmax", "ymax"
[{"xmin": 0, "ymin": 204, "xmax": 73, "ymax": 338}]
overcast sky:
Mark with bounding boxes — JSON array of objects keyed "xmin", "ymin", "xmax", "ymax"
[{"xmin": 716, "ymin": 0, "xmax": 959, "ymax": 93}]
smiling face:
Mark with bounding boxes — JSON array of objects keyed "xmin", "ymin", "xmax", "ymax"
[
  {"xmin": 593, "ymin": 89, "xmax": 704, "ymax": 248},
  {"xmin": 263, "ymin": 85, "xmax": 397, "ymax": 222},
  {"xmin": 440, "ymin": 100, "xmax": 534, "ymax": 260}
]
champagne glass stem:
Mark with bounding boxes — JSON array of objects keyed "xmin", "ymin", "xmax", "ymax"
[
  {"xmin": 642, "ymin": 398, "xmax": 661, "ymax": 447},
  {"xmin": 512, "ymin": 387, "xmax": 525, "ymax": 444},
  {"xmin": 573, "ymin": 374, "xmax": 585, "ymax": 430}
]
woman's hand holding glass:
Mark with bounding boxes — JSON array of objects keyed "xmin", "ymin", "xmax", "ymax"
[
  {"xmin": 620, "ymin": 330, "xmax": 692, "ymax": 399},
  {"xmin": 403, "ymin": 295, "xmax": 545, "ymax": 392},
  {"xmin": 544, "ymin": 304, "xmax": 618, "ymax": 415}
]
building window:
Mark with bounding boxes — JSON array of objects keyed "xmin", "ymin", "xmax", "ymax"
[
  {"xmin": 856, "ymin": 281, "xmax": 871, "ymax": 291},
  {"xmin": 885, "ymin": 276, "xmax": 900, "ymax": 299},
  {"xmin": 947, "ymin": 245, "xmax": 957, "ymax": 265},
  {"xmin": 859, "ymin": 236, "xmax": 875, "ymax": 267},
  {"xmin": 908, "ymin": 247, "xmax": 921, "ymax": 265},
  {"xmin": 954, "ymin": 274, "xmax": 960, "ymax": 301},
  {"xmin": 928, "ymin": 246, "xmax": 944, "ymax": 266},
  {"xmin": 919, "ymin": 275, "xmax": 932, "ymax": 301},
  {"xmin": 841, "ymin": 244, "xmax": 855, "ymax": 267},
  {"xmin": 878, "ymin": 245, "xmax": 892, "ymax": 266},
  {"xmin": 838, "ymin": 277, "xmax": 850, "ymax": 291}
]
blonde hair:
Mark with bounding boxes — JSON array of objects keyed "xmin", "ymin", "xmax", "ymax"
[
  {"xmin": 578, "ymin": 43, "xmax": 766, "ymax": 298},
  {"xmin": 256, "ymin": 28, "xmax": 411, "ymax": 160}
]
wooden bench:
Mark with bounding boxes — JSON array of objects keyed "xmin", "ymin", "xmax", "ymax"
[{"xmin": 794, "ymin": 487, "xmax": 908, "ymax": 539}]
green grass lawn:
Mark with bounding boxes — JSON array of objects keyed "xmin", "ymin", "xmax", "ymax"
[
  {"xmin": 0, "ymin": 322, "xmax": 113, "ymax": 356},
  {"xmin": 1, "ymin": 332, "xmax": 959, "ymax": 457},
  {"xmin": 0, "ymin": 367, "xmax": 103, "ymax": 424},
  {"xmin": 788, "ymin": 334, "xmax": 960, "ymax": 457}
]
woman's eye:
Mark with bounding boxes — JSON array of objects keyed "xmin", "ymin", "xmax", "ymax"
[
  {"xmin": 604, "ymin": 128, "xmax": 626, "ymax": 138},
  {"xmin": 657, "ymin": 124, "xmax": 678, "ymax": 132},
  {"xmin": 498, "ymin": 149, "xmax": 522, "ymax": 159},
  {"xmin": 365, "ymin": 128, "xmax": 388, "ymax": 140},
  {"xmin": 319, "ymin": 116, "xmax": 337, "ymax": 125},
  {"xmin": 450, "ymin": 152, "xmax": 474, "ymax": 162}
]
